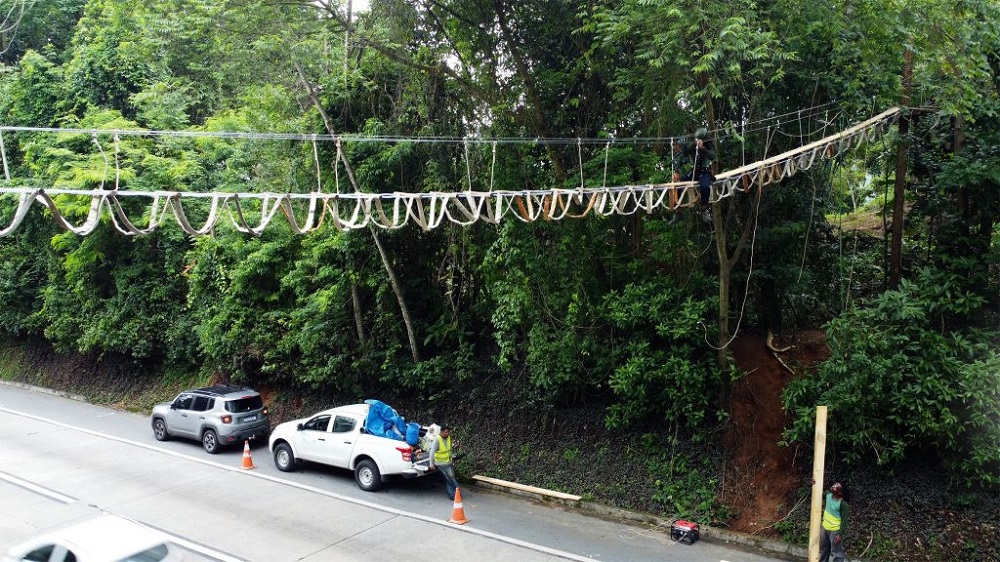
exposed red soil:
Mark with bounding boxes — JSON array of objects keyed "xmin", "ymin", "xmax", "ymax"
[{"xmin": 722, "ymin": 330, "xmax": 829, "ymax": 536}]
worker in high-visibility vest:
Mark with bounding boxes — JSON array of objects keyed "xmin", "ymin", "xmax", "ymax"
[
  {"xmin": 428, "ymin": 425, "xmax": 460, "ymax": 500},
  {"xmin": 820, "ymin": 482, "xmax": 850, "ymax": 562}
]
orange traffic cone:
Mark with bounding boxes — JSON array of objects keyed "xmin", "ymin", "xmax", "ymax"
[
  {"xmin": 240, "ymin": 440, "xmax": 256, "ymax": 470},
  {"xmin": 448, "ymin": 487, "xmax": 469, "ymax": 525}
]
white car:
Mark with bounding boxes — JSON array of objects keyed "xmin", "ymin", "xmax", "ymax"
[
  {"xmin": 269, "ymin": 403, "xmax": 427, "ymax": 491},
  {"xmin": 3, "ymin": 515, "xmax": 198, "ymax": 562}
]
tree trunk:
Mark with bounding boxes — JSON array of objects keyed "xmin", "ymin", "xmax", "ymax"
[
  {"xmin": 703, "ymin": 96, "xmax": 735, "ymax": 376},
  {"xmin": 955, "ymin": 113, "xmax": 968, "ymax": 235},
  {"xmin": 344, "ymin": 0, "xmax": 352, "ymax": 77},
  {"xmin": 351, "ymin": 279, "xmax": 366, "ymax": 346},
  {"xmin": 370, "ymin": 228, "xmax": 421, "ymax": 362},
  {"xmin": 295, "ymin": 63, "xmax": 422, "ymax": 362},
  {"xmin": 713, "ymin": 201, "xmax": 730, "ymax": 371},
  {"xmin": 889, "ymin": 47, "xmax": 913, "ymax": 290}
]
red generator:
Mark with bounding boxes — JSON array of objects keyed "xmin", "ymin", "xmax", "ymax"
[{"xmin": 670, "ymin": 520, "xmax": 700, "ymax": 544}]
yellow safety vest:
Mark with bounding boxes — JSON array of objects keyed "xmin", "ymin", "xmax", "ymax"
[
  {"xmin": 822, "ymin": 494, "xmax": 843, "ymax": 531},
  {"xmin": 434, "ymin": 435, "xmax": 452, "ymax": 464}
]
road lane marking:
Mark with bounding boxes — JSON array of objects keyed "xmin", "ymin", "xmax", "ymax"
[
  {"xmin": 158, "ymin": 533, "xmax": 247, "ymax": 562},
  {"xmin": 0, "ymin": 470, "xmax": 77, "ymax": 504}
]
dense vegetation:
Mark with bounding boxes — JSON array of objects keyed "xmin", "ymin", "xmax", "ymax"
[{"xmin": 0, "ymin": 1, "xmax": 998, "ymax": 558}]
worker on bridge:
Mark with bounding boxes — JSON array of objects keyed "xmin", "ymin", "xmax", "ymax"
[{"xmin": 672, "ymin": 127, "xmax": 715, "ymax": 223}]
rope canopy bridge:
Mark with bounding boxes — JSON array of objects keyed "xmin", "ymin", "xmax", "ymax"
[{"xmin": 0, "ymin": 107, "xmax": 900, "ymax": 237}]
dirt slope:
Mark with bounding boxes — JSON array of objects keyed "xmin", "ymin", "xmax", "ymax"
[{"xmin": 723, "ymin": 331, "xmax": 828, "ymax": 536}]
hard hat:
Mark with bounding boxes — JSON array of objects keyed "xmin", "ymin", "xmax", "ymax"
[{"xmin": 695, "ymin": 128, "xmax": 709, "ymax": 140}]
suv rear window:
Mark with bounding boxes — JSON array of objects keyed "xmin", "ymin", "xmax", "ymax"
[{"xmin": 225, "ymin": 396, "xmax": 264, "ymax": 413}]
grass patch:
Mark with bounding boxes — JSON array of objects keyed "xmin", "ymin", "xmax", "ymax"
[{"xmin": 0, "ymin": 343, "xmax": 28, "ymax": 380}]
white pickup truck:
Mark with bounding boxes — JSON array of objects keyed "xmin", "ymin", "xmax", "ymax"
[{"xmin": 268, "ymin": 403, "xmax": 428, "ymax": 491}]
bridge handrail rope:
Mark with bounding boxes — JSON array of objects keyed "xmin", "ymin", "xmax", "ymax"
[
  {"xmin": 0, "ymin": 108, "xmax": 901, "ymax": 237},
  {"xmin": 710, "ymin": 107, "xmax": 901, "ymax": 203},
  {"xmin": 0, "ymin": 101, "xmax": 842, "ymax": 145}
]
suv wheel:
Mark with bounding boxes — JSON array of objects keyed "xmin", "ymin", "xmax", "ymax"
[
  {"xmin": 202, "ymin": 429, "xmax": 220, "ymax": 454},
  {"xmin": 274, "ymin": 443, "xmax": 297, "ymax": 472},
  {"xmin": 152, "ymin": 418, "xmax": 170, "ymax": 441},
  {"xmin": 355, "ymin": 459, "xmax": 382, "ymax": 492}
]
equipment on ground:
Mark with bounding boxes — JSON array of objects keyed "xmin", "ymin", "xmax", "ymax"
[{"xmin": 670, "ymin": 520, "xmax": 700, "ymax": 545}]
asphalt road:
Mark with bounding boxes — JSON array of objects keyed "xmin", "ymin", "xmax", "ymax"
[{"xmin": 0, "ymin": 381, "xmax": 793, "ymax": 562}]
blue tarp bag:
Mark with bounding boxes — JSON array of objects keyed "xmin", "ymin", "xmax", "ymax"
[
  {"xmin": 405, "ymin": 422, "xmax": 420, "ymax": 446},
  {"xmin": 363, "ymin": 399, "xmax": 406, "ymax": 441}
]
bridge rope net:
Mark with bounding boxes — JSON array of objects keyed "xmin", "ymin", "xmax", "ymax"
[{"xmin": 0, "ymin": 107, "xmax": 900, "ymax": 238}]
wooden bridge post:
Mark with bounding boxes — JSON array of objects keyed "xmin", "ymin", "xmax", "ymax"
[{"xmin": 808, "ymin": 405, "xmax": 828, "ymax": 562}]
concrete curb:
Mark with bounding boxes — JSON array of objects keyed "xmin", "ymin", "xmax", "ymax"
[{"xmin": 473, "ymin": 478, "xmax": 810, "ymax": 560}]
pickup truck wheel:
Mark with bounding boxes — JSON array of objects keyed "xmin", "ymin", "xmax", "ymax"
[
  {"xmin": 355, "ymin": 459, "xmax": 382, "ymax": 492},
  {"xmin": 152, "ymin": 418, "xmax": 170, "ymax": 441},
  {"xmin": 202, "ymin": 429, "xmax": 220, "ymax": 454},
  {"xmin": 274, "ymin": 443, "xmax": 297, "ymax": 472}
]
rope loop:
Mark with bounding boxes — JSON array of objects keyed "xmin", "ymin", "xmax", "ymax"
[
  {"xmin": 489, "ymin": 141, "xmax": 497, "ymax": 193},
  {"xmin": 113, "ymin": 131, "xmax": 120, "ymax": 191},
  {"xmin": 92, "ymin": 133, "xmax": 109, "ymax": 191},
  {"xmin": 464, "ymin": 138, "xmax": 473, "ymax": 191},
  {"xmin": 334, "ymin": 137, "xmax": 342, "ymax": 194},
  {"xmin": 602, "ymin": 140, "xmax": 611, "ymax": 188},
  {"xmin": 312, "ymin": 133, "xmax": 323, "ymax": 193}
]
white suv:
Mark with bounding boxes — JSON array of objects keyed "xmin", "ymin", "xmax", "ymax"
[{"xmin": 150, "ymin": 385, "xmax": 270, "ymax": 454}]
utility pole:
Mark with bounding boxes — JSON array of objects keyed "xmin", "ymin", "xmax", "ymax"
[{"xmin": 889, "ymin": 47, "xmax": 913, "ymax": 289}]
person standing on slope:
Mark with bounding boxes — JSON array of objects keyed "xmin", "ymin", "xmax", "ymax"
[{"xmin": 820, "ymin": 482, "xmax": 850, "ymax": 562}]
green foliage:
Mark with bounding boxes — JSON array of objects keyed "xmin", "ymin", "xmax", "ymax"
[
  {"xmin": 0, "ymin": 0, "xmax": 85, "ymax": 66},
  {"xmin": 0, "ymin": 217, "xmax": 51, "ymax": 336},
  {"xmin": 65, "ymin": 0, "xmax": 154, "ymax": 115},
  {"xmin": 1, "ymin": 108, "xmax": 198, "ymax": 365},
  {"xmin": 0, "ymin": 50, "xmax": 70, "ymax": 128},
  {"xmin": 642, "ymin": 433, "xmax": 730, "ymax": 522},
  {"xmin": 484, "ymin": 219, "xmax": 619, "ymax": 402},
  {"xmin": 783, "ymin": 267, "xmax": 1000, "ymax": 487},
  {"xmin": 603, "ymin": 281, "xmax": 720, "ymax": 429},
  {"xmin": 187, "ymin": 231, "xmax": 302, "ymax": 381},
  {"xmin": 581, "ymin": 0, "xmax": 795, "ymax": 136},
  {"xmin": 380, "ymin": 343, "xmax": 476, "ymax": 394},
  {"xmin": 264, "ymin": 231, "xmax": 357, "ymax": 388},
  {"xmin": 131, "ymin": 80, "xmax": 191, "ymax": 130}
]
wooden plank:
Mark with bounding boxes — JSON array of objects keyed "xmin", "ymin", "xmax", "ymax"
[{"xmin": 471, "ymin": 475, "xmax": 582, "ymax": 502}]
